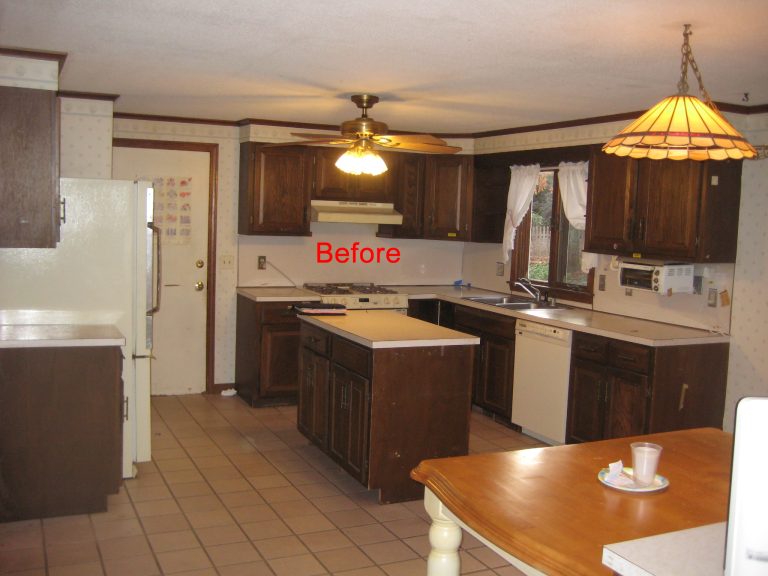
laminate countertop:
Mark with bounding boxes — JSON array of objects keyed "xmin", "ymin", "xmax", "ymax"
[
  {"xmin": 0, "ymin": 324, "xmax": 126, "ymax": 348},
  {"xmin": 299, "ymin": 310, "xmax": 480, "ymax": 349}
]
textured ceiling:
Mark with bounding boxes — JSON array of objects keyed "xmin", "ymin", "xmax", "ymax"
[{"xmin": 1, "ymin": 0, "xmax": 767, "ymax": 134}]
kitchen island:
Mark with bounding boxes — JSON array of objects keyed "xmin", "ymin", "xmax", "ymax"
[{"xmin": 297, "ymin": 310, "xmax": 479, "ymax": 503}]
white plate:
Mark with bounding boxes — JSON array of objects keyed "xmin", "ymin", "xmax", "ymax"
[{"xmin": 598, "ymin": 466, "xmax": 669, "ymax": 493}]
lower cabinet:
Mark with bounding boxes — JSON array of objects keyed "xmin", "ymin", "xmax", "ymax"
[
  {"xmin": 454, "ymin": 305, "xmax": 516, "ymax": 419},
  {"xmin": 297, "ymin": 320, "xmax": 473, "ymax": 503},
  {"xmin": 567, "ymin": 332, "xmax": 729, "ymax": 443},
  {"xmin": 235, "ymin": 296, "xmax": 302, "ymax": 406},
  {"xmin": 0, "ymin": 346, "xmax": 123, "ymax": 521}
]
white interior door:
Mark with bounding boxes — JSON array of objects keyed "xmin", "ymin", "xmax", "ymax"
[{"xmin": 113, "ymin": 147, "xmax": 209, "ymax": 395}]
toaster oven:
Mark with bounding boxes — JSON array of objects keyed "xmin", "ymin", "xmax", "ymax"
[{"xmin": 619, "ymin": 261, "xmax": 695, "ymax": 294}]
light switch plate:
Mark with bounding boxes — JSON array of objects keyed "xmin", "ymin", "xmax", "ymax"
[
  {"xmin": 495, "ymin": 262, "xmax": 505, "ymax": 276},
  {"xmin": 258, "ymin": 255, "xmax": 267, "ymax": 270},
  {"xmin": 708, "ymin": 288, "xmax": 718, "ymax": 307},
  {"xmin": 598, "ymin": 274, "xmax": 606, "ymax": 291}
]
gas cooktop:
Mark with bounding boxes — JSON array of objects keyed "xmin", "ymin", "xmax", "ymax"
[
  {"xmin": 302, "ymin": 283, "xmax": 407, "ymax": 310},
  {"xmin": 303, "ymin": 283, "xmax": 398, "ymax": 296}
]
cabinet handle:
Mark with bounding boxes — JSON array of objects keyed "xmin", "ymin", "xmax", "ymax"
[
  {"xmin": 638, "ymin": 218, "xmax": 645, "ymax": 242},
  {"xmin": 581, "ymin": 346, "xmax": 600, "ymax": 353},
  {"xmin": 60, "ymin": 197, "xmax": 67, "ymax": 223},
  {"xmin": 678, "ymin": 383, "xmax": 689, "ymax": 411},
  {"xmin": 616, "ymin": 354, "xmax": 636, "ymax": 363},
  {"xmin": 341, "ymin": 383, "xmax": 348, "ymax": 409}
]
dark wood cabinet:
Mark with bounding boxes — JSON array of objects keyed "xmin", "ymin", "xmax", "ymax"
[
  {"xmin": 0, "ymin": 86, "xmax": 60, "ymax": 248},
  {"xmin": 584, "ymin": 150, "xmax": 742, "ymax": 262},
  {"xmin": 238, "ymin": 143, "xmax": 312, "ymax": 235},
  {"xmin": 235, "ymin": 296, "xmax": 303, "ymax": 406},
  {"xmin": 298, "ymin": 345, "xmax": 329, "ymax": 448},
  {"xmin": 423, "ymin": 155, "xmax": 474, "ymax": 240},
  {"xmin": 0, "ymin": 346, "xmax": 122, "ymax": 521},
  {"xmin": 454, "ymin": 306, "xmax": 516, "ymax": 419},
  {"xmin": 297, "ymin": 318, "xmax": 473, "ymax": 502},
  {"xmin": 567, "ymin": 332, "xmax": 729, "ymax": 444},
  {"xmin": 377, "ymin": 153, "xmax": 426, "ymax": 238}
]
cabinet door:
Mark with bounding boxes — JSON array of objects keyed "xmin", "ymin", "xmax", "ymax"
[
  {"xmin": 379, "ymin": 153, "xmax": 425, "ymax": 238},
  {"xmin": 0, "ymin": 86, "xmax": 60, "ymax": 248},
  {"xmin": 238, "ymin": 143, "xmax": 311, "ymax": 235},
  {"xmin": 298, "ymin": 348, "xmax": 329, "ymax": 448},
  {"xmin": 313, "ymin": 147, "xmax": 354, "ymax": 200},
  {"xmin": 259, "ymin": 324, "xmax": 301, "ymax": 398},
  {"xmin": 584, "ymin": 152, "xmax": 635, "ymax": 254},
  {"xmin": 635, "ymin": 160, "xmax": 701, "ymax": 259},
  {"xmin": 477, "ymin": 335, "xmax": 515, "ymax": 419},
  {"xmin": 604, "ymin": 368, "xmax": 648, "ymax": 439},
  {"xmin": 454, "ymin": 323, "xmax": 483, "ymax": 405},
  {"xmin": 424, "ymin": 155, "xmax": 473, "ymax": 240},
  {"xmin": 567, "ymin": 359, "xmax": 605, "ymax": 443},
  {"xmin": 328, "ymin": 364, "xmax": 370, "ymax": 483}
]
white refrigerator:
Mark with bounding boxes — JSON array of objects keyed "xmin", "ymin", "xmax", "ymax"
[{"xmin": 0, "ymin": 177, "xmax": 157, "ymax": 477}]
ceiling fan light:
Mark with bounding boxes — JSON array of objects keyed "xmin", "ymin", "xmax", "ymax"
[{"xmin": 335, "ymin": 142, "xmax": 388, "ymax": 176}]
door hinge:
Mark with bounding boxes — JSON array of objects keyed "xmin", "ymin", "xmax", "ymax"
[{"xmin": 123, "ymin": 397, "xmax": 129, "ymax": 421}]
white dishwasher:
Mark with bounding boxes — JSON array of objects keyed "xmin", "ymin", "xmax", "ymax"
[{"xmin": 511, "ymin": 319, "xmax": 573, "ymax": 445}]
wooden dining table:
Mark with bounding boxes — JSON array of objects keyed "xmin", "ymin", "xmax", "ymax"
[{"xmin": 411, "ymin": 428, "xmax": 733, "ymax": 576}]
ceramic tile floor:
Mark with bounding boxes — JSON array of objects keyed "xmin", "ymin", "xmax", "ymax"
[{"xmin": 0, "ymin": 395, "xmax": 546, "ymax": 576}]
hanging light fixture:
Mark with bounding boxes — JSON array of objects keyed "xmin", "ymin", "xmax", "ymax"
[
  {"xmin": 603, "ymin": 24, "xmax": 757, "ymax": 161},
  {"xmin": 335, "ymin": 139, "xmax": 388, "ymax": 176}
]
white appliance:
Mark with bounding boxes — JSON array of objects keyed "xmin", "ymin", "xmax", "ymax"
[
  {"xmin": 511, "ymin": 319, "xmax": 573, "ymax": 444},
  {"xmin": 310, "ymin": 200, "xmax": 403, "ymax": 225},
  {"xmin": 303, "ymin": 283, "xmax": 409, "ymax": 313},
  {"xmin": 0, "ymin": 178, "xmax": 157, "ymax": 477},
  {"xmin": 619, "ymin": 261, "xmax": 695, "ymax": 294},
  {"xmin": 725, "ymin": 396, "xmax": 768, "ymax": 575}
]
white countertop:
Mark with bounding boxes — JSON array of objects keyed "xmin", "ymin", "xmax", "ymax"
[
  {"xmin": 0, "ymin": 324, "xmax": 126, "ymax": 348},
  {"xmin": 237, "ymin": 285, "xmax": 729, "ymax": 347},
  {"xmin": 299, "ymin": 310, "xmax": 480, "ymax": 349},
  {"xmin": 603, "ymin": 522, "xmax": 725, "ymax": 576}
]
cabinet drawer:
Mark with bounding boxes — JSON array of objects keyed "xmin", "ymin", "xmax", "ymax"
[
  {"xmin": 259, "ymin": 302, "xmax": 301, "ymax": 324},
  {"xmin": 301, "ymin": 323, "xmax": 330, "ymax": 356},
  {"xmin": 332, "ymin": 336, "xmax": 371, "ymax": 378},
  {"xmin": 609, "ymin": 340, "xmax": 651, "ymax": 374},
  {"xmin": 572, "ymin": 333, "xmax": 608, "ymax": 363},
  {"xmin": 454, "ymin": 306, "xmax": 515, "ymax": 339}
]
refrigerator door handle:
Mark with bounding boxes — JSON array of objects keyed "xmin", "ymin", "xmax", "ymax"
[{"xmin": 147, "ymin": 222, "xmax": 162, "ymax": 315}]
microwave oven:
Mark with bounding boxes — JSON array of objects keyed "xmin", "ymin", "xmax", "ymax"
[{"xmin": 619, "ymin": 261, "xmax": 695, "ymax": 294}]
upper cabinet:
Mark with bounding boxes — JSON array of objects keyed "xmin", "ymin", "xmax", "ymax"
[
  {"xmin": 377, "ymin": 153, "xmax": 426, "ymax": 239},
  {"xmin": 423, "ymin": 155, "xmax": 474, "ymax": 241},
  {"xmin": 238, "ymin": 143, "xmax": 312, "ymax": 236},
  {"xmin": 312, "ymin": 147, "xmax": 394, "ymax": 203},
  {"xmin": 0, "ymin": 86, "xmax": 60, "ymax": 248},
  {"xmin": 584, "ymin": 150, "xmax": 742, "ymax": 262}
]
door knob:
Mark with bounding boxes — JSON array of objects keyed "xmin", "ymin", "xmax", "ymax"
[
  {"xmin": 195, "ymin": 259, "xmax": 205, "ymax": 268},
  {"xmin": 194, "ymin": 281, "xmax": 205, "ymax": 291}
]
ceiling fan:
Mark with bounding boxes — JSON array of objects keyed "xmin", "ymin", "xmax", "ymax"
[{"xmin": 285, "ymin": 94, "xmax": 462, "ymax": 155}]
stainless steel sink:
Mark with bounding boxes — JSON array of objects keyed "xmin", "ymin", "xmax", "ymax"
[
  {"xmin": 462, "ymin": 294, "xmax": 567, "ymax": 310},
  {"xmin": 462, "ymin": 295, "xmax": 522, "ymax": 305},
  {"xmin": 494, "ymin": 301, "xmax": 544, "ymax": 310}
]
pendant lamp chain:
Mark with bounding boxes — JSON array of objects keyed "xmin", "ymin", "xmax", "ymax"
[{"xmin": 677, "ymin": 24, "xmax": 714, "ymax": 108}]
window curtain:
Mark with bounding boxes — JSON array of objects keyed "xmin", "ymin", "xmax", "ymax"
[
  {"xmin": 502, "ymin": 164, "xmax": 540, "ymax": 263},
  {"xmin": 558, "ymin": 161, "xmax": 597, "ymax": 272}
]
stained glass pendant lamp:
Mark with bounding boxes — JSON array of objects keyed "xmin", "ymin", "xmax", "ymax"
[{"xmin": 603, "ymin": 24, "xmax": 757, "ymax": 161}]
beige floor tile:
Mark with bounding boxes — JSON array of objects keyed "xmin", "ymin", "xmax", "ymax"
[
  {"xmin": 191, "ymin": 454, "xmax": 232, "ymax": 469},
  {"xmin": 468, "ymin": 546, "xmax": 510, "ymax": 569},
  {"xmin": 42, "ymin": 516, "xmax": 95, "ymax": 545},
  {"xmin": 493, "ymin": 564, "xmax": 528, "ymax": 575},
  {"xmin": 269, "ymin": 498, "xmax": 318, "ymax": 518},
  {"xmin": 381, "ymin": 517, "xmax": 430, "ymax": 539},
  {"xmin": 325, "ymin": 508, "xmax": 378, "ymax": 529},
  {"xmin": 139, "ymin": 513, "xmax": 191, "ymax": 535},
  {"xmin": 240, "ymin": 519, "xmax": 293, "ymax": 541},
  {"xmin": 315, "ymin": 546, "xmax": 374, "ymax": 573},
  {"xmin": 401, "ymin": 535, "xmax": 430, "ymax": 557},
  {"xmin": 228, "ymin": 504, "xmax": 277, "ymax": 524},
  {"xmin": 205, "ymin": 541, "xmax": 261, "ymax": 567},
  {"xmin": 161, "ymin": 469, "xmax": 205, "ymax": 485},
  {"xmin": 176, "ymin": 495, "xmax": 224, "ymax": 514},
  {"xmin": 218, "ymin": 490, "xmax": 265, "ymax": 509},
  {"xmin": 252, "ymin": 535, "xmax": 309, "ymax": 560},
  {"xmin": 0, "ymin": 520, "xmax": 42, "ymax": 551},
  {"xmin": 257, "ymin": 485, "xmax": 305, "ymax": 503},
  {"xmin": 245, "ymin": 474, "xmax": 291, "ymax": 490},
  {"xmin": 343, "ymin": 524, "xmax": 397, "ymax": 546},
  {"xmin": 155, "ymin": 548, "xmax": 212, "ymax": 574},
  {"xmin": 155, "ymin": 458, "xmax": 196, "ymax": 473},
  {"xmin": 0, "ymin": 546, "xmax": 45, "ymax": 573},
  {"xmin": 457, "ymin": 549, "xmax": 489, "ymax": 573},
  {"xmin": 97, "ymin": 534, "xmax": 152, "ymax": 560},
  {"xmin": 133, "ymin": 499, "xmax": 182, "ymax": 518},
  {"xmin": 209, "ymin": 478, "xmax": 252, "ymax": 494},
  {"xmin": 93, "ymin": 518, "xmax": 145, "ymax": 542},
  {"xmin": 267, "ymin": 553, "xmax": 327, "ymax": 576},
  {"xmin": 332, "ymin": 568, "xmax": 386, "ymax": 576},
  {"xmin": 168, "ymin": 482, "xmax": 214, "ymax": 499},
  {"xmin": 45, "ymin": 540, "xmax": 100, "ymax": 567},
  {"xmin": 283, "ymin": 513, "xmax": 336, "ymax": 535},
  {"xmin": 379, "ymin": 557, "xmax": 427, "ymax": 576},
  {"xmin": 184, "ymin": 509, "xmax": 236, "ymax": 530},
  {"xmin": 216, "ymin": 560, "xmax": 274, "ymax": 576},
  {"xmin": 361, "ymin": 540, "xmax": 419, "ymax": 565},
  {"xmin": 151, "ymin": 447, "xmax": 188, "ymax": 461},
  {"xmin": 193, "ymin": 524, "xmax": 247, "ymax": 547},
  {"xmin": 199, "ymin": 466, "xmax": 242, "ymax": 481},
  {"xmin": 102, "ymin": 553, "xmax": 160, "ymax": 576},
  {"xmin": 299, "ymin": 529, "xmax": 354, "ymax": 552},
  {"xmin": 312, "ymin": 494, "xmax": 359, "ymax": 513},
  {"xmin": 48, "ymin": 561, "xmax": 104, "ymax": 576},
  {"xmin": 296, "ymin": 482, "xmax": 342, "ymax": 499},
  {"xmin": 147, "ymin": 530, "xmax": 200, "ymax": 553}
]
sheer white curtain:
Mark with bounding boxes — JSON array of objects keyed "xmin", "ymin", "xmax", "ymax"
[
  {"xmin": 558, "ymin": 161, "xmax": 597, "ymax": 272},
  {"xmin": 502, "ymin": 164, "xmax": 540, "ymax": 263}
]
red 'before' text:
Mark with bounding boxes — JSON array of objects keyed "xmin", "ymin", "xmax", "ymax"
[{"xmin": 317, "ymin": 242, "xmax": 401, "ymax": 264}]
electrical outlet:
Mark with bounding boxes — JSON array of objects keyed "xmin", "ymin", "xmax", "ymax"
[
  {"xmin": 220, "ymin": 254, "xmax": 234, "ymax": 270},
  {"xmin": 258, "ymin": 255, "xmax": 267, "ymax": 270},
  {"xmin": 598, "ymin": 274, "xmax": 606, "ymax": 291},
  {"xmin": 708, "ymin": 287, "xmax": 718, "ymax": 307},
  {"xmin": 625, "ymin": 288, "xmax": 633, "ymax": 297},
  {"xmin": 495, "ymin": 262, "xmax": 504, "ymax": 276}
]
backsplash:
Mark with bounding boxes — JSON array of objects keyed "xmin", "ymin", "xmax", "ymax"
[{"xmin": 238, "ymin": 223, "xmax": 464, "ymax": 287}]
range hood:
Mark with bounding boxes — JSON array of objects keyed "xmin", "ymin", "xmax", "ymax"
[{"xmin": 310, "ymin": 200, "xmax": 403, "ymax": 225}]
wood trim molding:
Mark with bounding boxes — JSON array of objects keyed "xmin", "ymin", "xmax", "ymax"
[
  {"xmin": 58, "ymin": 90, "xmax": 119, "ymax": 102},
  {"xmin": 114, "ymin": 112, "xmax": 239, "ymax": 127},
  {"xmin": 112, "ymin": 138, "xmax": 219, "ymax": 394},
  {"xmin": 0, "ymin": 47, "xmax": 68, "ymax": 74}
]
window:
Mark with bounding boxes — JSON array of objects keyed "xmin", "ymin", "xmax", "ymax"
[{"xmin": 510, "ymin": 169, "xmax": 592, "ymax": 302}]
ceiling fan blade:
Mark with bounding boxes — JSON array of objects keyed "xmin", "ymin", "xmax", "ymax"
[
  {"xmin": 375, "ymin": 140, "xmax": 462, "ymax": 154},
  {"xmin": 291, "ymin": 132, "xmax": 350, "ymax": 141},
  {"xmin": 373, "ymin": 134, "xmax": 448, "ymax": 146}
]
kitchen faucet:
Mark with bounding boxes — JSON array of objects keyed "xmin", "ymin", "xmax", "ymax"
[{"xmin": 515, "ymin": 278, "xmax": 543, "ymax": 301}]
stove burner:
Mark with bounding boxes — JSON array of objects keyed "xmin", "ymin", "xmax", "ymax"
[{"xmin": 303, "ymin": 283, "xmax": 396, "ymax": 295}]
